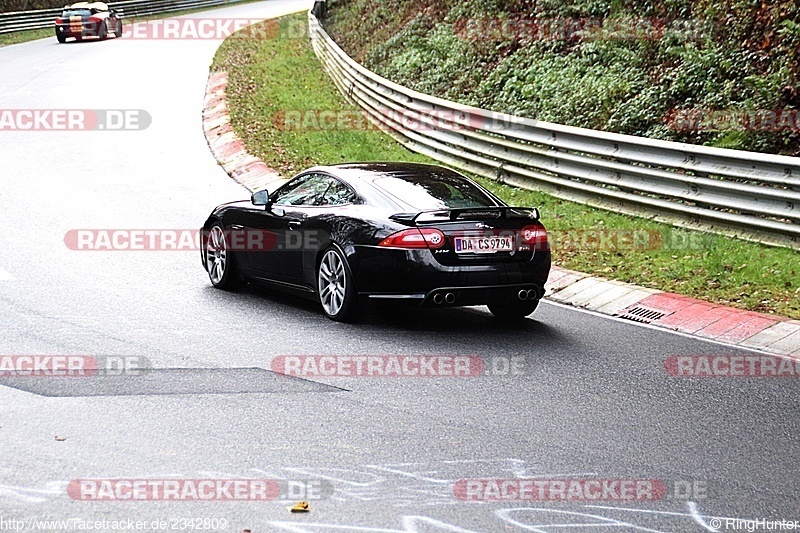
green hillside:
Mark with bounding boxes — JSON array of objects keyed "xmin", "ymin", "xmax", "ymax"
[{"xmin": 324, "ymin": 0, "xmax": 799, "ymax": 155}]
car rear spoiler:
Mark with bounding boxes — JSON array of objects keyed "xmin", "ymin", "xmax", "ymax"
[{"xmin": 390, "ymin": 206, "xmax": 540, "ymax": 225}]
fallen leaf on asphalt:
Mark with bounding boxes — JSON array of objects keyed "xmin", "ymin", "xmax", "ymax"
[
  {"xmin": 54, "ymin": 436, "xmax": 67, "ymax": 441},
  {"xmin": 288, "ymin": 501, "xmax": 310, "ymax": 513}
]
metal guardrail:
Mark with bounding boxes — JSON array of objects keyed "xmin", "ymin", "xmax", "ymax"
[
  {"xmin": 308, "ymin": 11, "xmax": 800, "ymax": 250},
  {"xmin": 0, "ymin": 0, "xmax": 242, "ymax": 34}
]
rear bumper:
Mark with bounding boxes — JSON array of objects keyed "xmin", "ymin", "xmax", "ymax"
[
  {"xmin": 352, "ymin": 245, "xmax": 550, "ymax": 306},
  {"xmin": 366, "ymin": 283, "xmax": 545, "ymax": 307},
  {"xmin": 55, "ymin": 22, "xmax": 100, "ymax": 37},
  {"xmin": 56, "ymin": 28, "xmax": 87, "ymax": 38}
]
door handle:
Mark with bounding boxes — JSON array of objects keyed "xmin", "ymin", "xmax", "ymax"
[
  {"xmin": 288, "ymin": 221, "xmax": 302, "ymax": 229},
  {"xmin": 230, "ymin": 225, "xmax": 244, "ymax": 230}
]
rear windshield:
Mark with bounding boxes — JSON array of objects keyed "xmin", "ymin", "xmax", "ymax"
[
  {"xmin": 372, "ymin": 172, "xmax": 499, "ymax": 210},
  {"xmin": 61, "ymin": 9, "xmax": 92, "ymax": 16}
]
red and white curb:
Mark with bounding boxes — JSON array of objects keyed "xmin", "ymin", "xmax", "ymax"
[
  {"xmin": 545, "ymin": 267, "xmax": 800, "ymax": 356},
  {"xmin": 201, "ymin": 69, "xmax": 800, "ymax": 357},
  {"xmin": 202, "ymin": 71, "xmax": 287, "ymax": 193}
]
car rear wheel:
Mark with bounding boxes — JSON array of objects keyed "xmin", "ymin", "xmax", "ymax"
[
  {"xmin": 487, "ymin": 299, "xmax": 539, "ymax": 320},
  {"xmin": 114, "ymin": 19, "xmax": 122, "ymax": 37},
  {"xmin": 205, "ymin": 224, "xmax": 239, "ymax": 290},
  {"xmin": 317, "ymin": 246, "xmax": 356, "ymax": 322},
  {"xmin": 56, "ymin": 33, "xmax": 66, "ymax": 43}
]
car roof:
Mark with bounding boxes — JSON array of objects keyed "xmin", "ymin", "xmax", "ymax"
[
  {"xmin": 296, "ymin": 162, "xmax": 502, "ymax": 211},
  {"xmin": 307, "ymin": 162, "xmax": 466, "ymax": 183},
  {"xmin": 65, "ymin": 1, "xmax": 108, "ymax": 10}
]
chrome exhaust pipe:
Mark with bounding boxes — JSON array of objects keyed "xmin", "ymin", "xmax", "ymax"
[
  {"xmin": 444, "ymin": 292, "xmax": 456, "ymax": 304},
  {"xmin": 433, "ymin": 293, "xmax": 444, "ymax": 305},
  {"xmin": 527, "ymin": 285, "xmax": 543, "ymax": 300},
  {"xmin": 517, "ymin": 289, "xmax": 528, "ymax": 301}
]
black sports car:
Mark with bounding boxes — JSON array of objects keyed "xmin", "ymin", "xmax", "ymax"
[{"xmin": 201, "ymin": 163, "xmax": 550, "ymax": 322}]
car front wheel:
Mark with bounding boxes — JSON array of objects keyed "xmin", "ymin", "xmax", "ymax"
[
  {"xmin": 204, "ymin": 223, "xmax": 239, "ymax": 290},
  {"xmin": 317, "ymin": 245, "xmax": 357, "ymax": 322}
]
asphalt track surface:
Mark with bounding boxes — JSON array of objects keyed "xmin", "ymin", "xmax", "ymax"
[{"xmin": 0, "ymin": 2, "xmax": 798, "ymax": 531}]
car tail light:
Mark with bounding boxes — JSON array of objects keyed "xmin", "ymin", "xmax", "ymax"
[
  {"xmin": 521, "ymin": 225, "xmax": 549, "ymax": 251},
  {"xmin": 378, "ymin": 228, "xmax": 446, "ymax": 249},
  {"xmin": 55, "ymin": 18, "xmax": 64, "ymax": 23}
]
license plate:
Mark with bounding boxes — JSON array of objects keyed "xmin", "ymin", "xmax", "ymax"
[{"xmin": 454, "ymin": 236, "xmax": 513, "ymax": 254}]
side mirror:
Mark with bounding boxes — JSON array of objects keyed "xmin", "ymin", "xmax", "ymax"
[{"xmin": 251, "ymin": 190, "xmax": 269, "ymax": 206}]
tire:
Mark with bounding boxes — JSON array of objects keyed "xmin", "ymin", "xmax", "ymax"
[
  {"xmin": 114, "ymin": 19, "xmax": 122, "ymax": 38},
  {"xmin": 488, "ymin": 299, "xmax": 539, "ymax": 320},
  {"xmin": 317, "ymin": 245, "xmax": 357, "ymax": 322},
  {"xmin": 98, "ymin": 20, "xmax": 108, "ymax": 40},
  {"xmin": 204, "ymin": 223, "xmax": 239, "ymax": 290},
  {"xmin": 56, "ymin": 33, "xmax": 66, "ymax": 43}
]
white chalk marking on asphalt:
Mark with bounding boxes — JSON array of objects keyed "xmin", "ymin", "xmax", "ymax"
[
  {"xmin": 495, "ymin": 508, "xmax": 667, "ymax": 533},
  {"xmin": 687, "ymin": 501, "xmax": 721, "ymax": 532},
  {"xmin": 0, "ymin": 267, "xmax": 14, "ymax": 281},
  {"xmin": 268, "ymin": 516, "xmax": 482, "ymax": 532},
  {"xmin": 588, "ymin": 503, "xmax": 735, "ymax": 529}
]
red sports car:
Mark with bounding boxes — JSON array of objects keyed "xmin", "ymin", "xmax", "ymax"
[{"xmin": 55, "ymin": 2, "xmax": 122, "ymax": 43}]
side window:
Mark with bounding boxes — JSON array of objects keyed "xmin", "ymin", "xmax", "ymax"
[
  {"xmin": 272, "ymin": 174, "xmax": 329, "ymax": 206},
  {"xmin": 272, "ymin": 174, "xmax": 356, "ymax": 207},
  {"xmin": 323, "ymin": 179, "xmax": 356, "ymax": 206}
]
